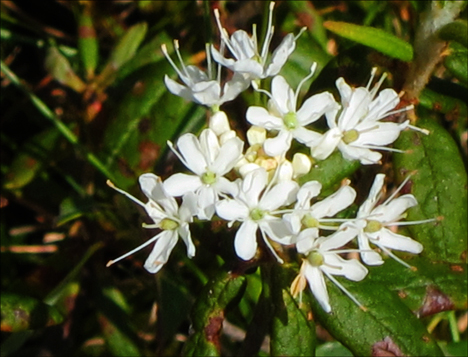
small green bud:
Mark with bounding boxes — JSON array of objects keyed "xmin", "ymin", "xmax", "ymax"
[
  {"xmin": 283, "ymin": 112, "xmax": 298, "ymax": 130},
  {"xmin": 364, "ymin": 220, "xmax": 382, "ymax": 233},
  {"xmin": 343, "ymin": 129, "xmax": 360, "ymax": 144},
  {"xmin": 307, "ymin": 250, "xmax": 324, "ymax": 267},
  {"xmin": 302, "ymin": 214, "xmax": 320, "ymax": 228},
  {"xmin": 160, "ymin": 218, "xmax": 179, "ymax": 231},
  {"xmin": 201, "ymin": 171, "xmax": 216, "ymax": 185},
  {"xmin": 250, "ymin": 208, "xmax": 265, "ymax": 221}
]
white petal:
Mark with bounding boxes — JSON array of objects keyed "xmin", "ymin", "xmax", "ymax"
[
  {"xmin": 336, "ymin": 77, "xmax": 352, "ymax": 106},
  {"xmin": 164, "ymin": 75, "xmax": 194, "ymax": 102},
  {"xmin": 178, "ymin": 222, "xmax": 196, "ymax": 258},
  {"xmin": 310, "ymin": 128, "xmax": 342, "ymax": 160},
  {"xmin": 197, "ymin": 185, "xmax": 217, "ymax": 220},
  {"xmin": 242, "ymin": 168, "xmax": 268, "ymax": 208},
  {"xmin": 310, "ymin": 185, "xmax": 356, "ymax": 218},
  {"xmin": 213, "ymin": 177, "xmax": 238, "ymax": 196},
  {"xmin": 163, "ymin": 173, "xmax": 202, "ymax": 197},
  {"xmin": 304, "ymin": 264, "xmax": 331, "ymax": 313},
  {"xmin": 319, "ymin": 226, "xmax": 358, "ymax": 251},
  {"xmin": 177, "ymin": 133, "xmax": 207, "ymax": 175},
  {"xmin": 321, "ymin": 253, "xmax": 368, "ymax": 281},
  {"xmin": 338, "ymin": 142, "xmax": 382, "ymax": 165},
  {"xmin": 265, "ymin": 34, "xmax": 296, "ymax": 77},
  {"xmin": 260, "ymin": 218, "xmax": 293, "ymax": 244},
  {"xmin": 209, "ymin": 111, "xmax": 230, "ymax": 136},
  {"xmin": 246, "ymin": 106, "xmax": 283, "ymax": 130},
  {"xmin": 215, "ymin": 199, "xmax": 249, "ymax": 221},
  {"xmin": 271, "ymin": 76, "xmax": 295, "ymax": 113},
  {"xmin": 283, "ymin": 212, "xmax": 303, "ymax": 235},
  {"xmin": 292, "ymin": 126, "xmax": 322, "ymax": 145},
  {"xmin": 263, "ymin": 130, "xmax": 293, "ymax": 156},
  {"xmin": 230, "ymin": 30, "xmax": 256, "ymax": 59},
  {"xmin": 234, "ymin": 220, "xmax": 259, "ymax": 260},
  {"xmin": 144, "ymin": 230, "xmax": 178, "ymax": 274},
  {"xmin": 292, "ymin": 153, "xmax": 312, "ymax": 177},
  {"xmin": 366, "ymin": 88, "xmax": 399, "ymax": 120},
  {"xmin": 357, "ymin": 231, "xmax": 384, "ymax": 265},
  {"xmin": 339, "ymin": 87, "xmax": 371, "ymax": 130},
  {"xmin": 199, "ymin": 129, "xmax": 220, "ymax": 166},
  {"xmin": 221, "ymin": 73, "xmax": 250, "ymax": 103},
  {"xmin": 372, "ymin": 228, "xmax": 423, "ymax": 253},
  {"xmin": 371, "ymin": 195, "xmax": 417, "ymax": 223},
  {"xmin": 260, "ymin": 180, "xmax": 298, "ymax": 211},
  {"xmin": 355, "ymin": 122, "xmax": 404, "ymax": 147},
  {"xmin": 140, "ymin": 173, "xmax": 178, "ymax": 215},
  {"xmin": 211, "ymin": 45, "xmax": 236, "ymax": 68},
  {"xmin": 295, "ymin": 228, "xmax": 319, "ymax": 253},
  {"xmin": 296, "ymin": 181, "xmax": 322, "ymax": 209},
  {"xmin": 297, "ymin": 92, "xmax": 338, "ymax": 125},
  {"xmin": 212, "ymin": 137, "xmax": 243, "ymax": 175},
  {"xmin": 232, "ymin": 60, "xmax": 264, "ymax": 79},
  {"xmin": 358, "ymin": 174, "xmax": 385, "ymax": 218}
]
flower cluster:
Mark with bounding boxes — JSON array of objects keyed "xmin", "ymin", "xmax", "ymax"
[{"xmin": 107, "ymin": 3, "xmax": 434, "ymax": 313}]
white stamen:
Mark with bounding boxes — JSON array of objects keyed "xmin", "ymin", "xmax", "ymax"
[{"xmin": 323, "ymin": 271, "xmax": 366, "ymax": 310}]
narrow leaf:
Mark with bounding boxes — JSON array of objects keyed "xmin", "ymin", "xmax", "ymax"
[
  {"xmin": 1, "ymin": 292, "xmax": 63, "ymax": 332},
  {"xmin": 393, "ymin": 110, "xmax": 468, "ymax": 263},
  {"xmin": 438, "ymin": 20, "xmax": 468, "ymax": 47},
  {"xmin": 77, "ymin": 5, "xmax": 99, "ymax": 79},
  {"xmin": 270, "ymin": 265, "xmax": 316, "ymax": 356},
  {"xmin": 444, "ymin": 43, "xmax": 468, "ymax": 84},
  {"xmin": 311, "ymin": 279, "xmax": 444, "ymax": 356},
  {"xmin": 45, "ymin": 47, "xmax": 86, "ymax": 92},
  {"xmin": 183, "ymin": 271, "xmax": 246, "ymax": 357},
  {"xmin": 323, "ymin": 21, "xmax": 413, "ymax": 61}
]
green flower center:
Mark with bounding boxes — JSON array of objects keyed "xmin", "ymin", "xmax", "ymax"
[
  {"xmin": 160, "ymin": 218, "xmax": 179, "ymax": 231},
  {"xmin": 364, "ymin": 220, "xmax": 382, "ymax": 233},
  {"xmin": 307, "ymin": 250, "xmax": 324, "ymax": 267},
  {"xmin": 283, "ymin": 112, "xmax": 298, "ymax": 130},
  {"xmin": 201, "ymin": 170, "xmax": 216, "ymax": 185},
  {"xmin": 342, "ymin": 129, "xmax": 360, "ymax": 144},
  {"xmin": 301, "ymin": 214, "xmax": 319, "ymax": 228},
  {"xmin": 250, "ymin": 208, "xmax": 265, "ymax": 221}
]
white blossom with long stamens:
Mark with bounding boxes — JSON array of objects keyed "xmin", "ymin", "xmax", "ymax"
[
  {"xmin": 283, "ymin": 180, "xmax": 357, "ymax": 253},
  {"xmin": 352, "ymin": 173, "xmax": 434, "ymax": 267},
  {"xmin": 310, "ymin": 69, "xmax": 423, "ymax": 164},
  {"xmin": 211, "ymin": 2, "xmax": 304, "ymax": 80},
  {"xmin": 215, "ymin": 167, "xmax": 298, "ymax": 263},
  {"xmin": 246, "ymin": 66, "xmax": 339, "ymax": 156},
  {"xmin": 162, "ymin": 41, "xmax": 249, "ymax": 109},
  {"xmin": 291, "ymin": 227, "xmax": 368, "ymax": 313},
  {"xmin": 164, "ymin": 128, "xmax": 243, "ymax": 220},
  {"xmin": 106, "ymin": 174, "xmax": 197, "ymax": 274}
]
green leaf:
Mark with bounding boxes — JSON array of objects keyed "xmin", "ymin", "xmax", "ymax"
[
  {"xmin": 0, "ymin": 292, "xmax": 63, "ymax": 332},
  {"xmin": 368, "ymin": 257, "xmax": 467, "ymax": 315},
  {"xmin": 316, "ymin": 342, "xmax": 353, "ymax": 357},
  {"xmin": 102, "ymin": 62, "xmax": 205, "ymax": 188},
  {"xmin": 298, "ymin": 151, "xmax": 360, "ymax": 192},
  {"xmin": 393, "ymin": 110, "xmax": 468, "ymax": 263},
  {"xmin": 444, "ymin": 43, "xmax": 468, "ymax": 84},
  {"xmin": 438, "ymin": 20, "xmax": 468, "ymax": 47},
  {"xmin": 98, "ymin": 22, "xmax": 148, "ymax": 86},
  {"xmin": 270, "ymin": 265, "xmax": 316, "ymax": 356},
  {"xmin": 183, "ymin": 271, "xmax": 246, "ymax": 357},
  {"xmin": 44, "ymin": 47, "xmax": 86, "ymax": 92},
  {"xmin": 77, "ymin": 5, "xmax": 99, "ymax": 79},
  {"xmin": 3, "ymin": 127, "xmax": 60, "ymax": 190},
  {"xmin": 323, "ymin": 21, "xmax": 413, "ymax": 61},
  {"xmin": 311, "ymin": 279, "xmax": 444, "ymax": 356}
]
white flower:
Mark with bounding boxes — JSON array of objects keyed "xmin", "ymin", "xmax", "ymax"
[
  {"xmin": 211, "ymin": 2, "xmax": 302, "ymax": 80},
  {"xmin": 162, "ymin": 41, "xmax": 249, "ymax": 109},
  {"xmin": 353, "ymin": 173, "xmax": 429, "ymax": 267},
  {"xmin": 164, "ymin": 128, "xmax": 243, "ymax": 220},
  {"xmin": 106, "ymin": 174, "xmax": 196, "ymax": 274},
  {"xmin": 284, "ymin": 181, "xmax": 357, "ymax": 253},
  {"xmin": 247, "ymin": 69, "xmax": 339, "ymax": 156},
  {"xmin": 215, "ymin": 167, "xmax": 298, "ymax": 262},
  {"xmin": 291, "ymin": 227, "xmax": 368, "ymax": 313},
  {"xmin": 310, "ymin": 70, "xmax": 411, "ymax": 164}
]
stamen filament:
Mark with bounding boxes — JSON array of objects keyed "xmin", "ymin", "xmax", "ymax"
[
  {"xmin": 106, "ymin": 233, "xmax": 161, "ymax": 267},
  {"xmin": 261, "ymin": 228, "xmax": 284, "ymax": 264},
  {"xmin": 294, "ymin": 63, "xmax": 317, "ymax": 106},
  {"xmin": 106, "ymin": 180, "xmax": 145, "ymax": 208},
  {"xmin": 260, "ymin": 2, "xmax": 276, "ymax": 61},
  {"xmin": 323, "ymin": 271, "xmax": 366, "ymax": 311}
]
